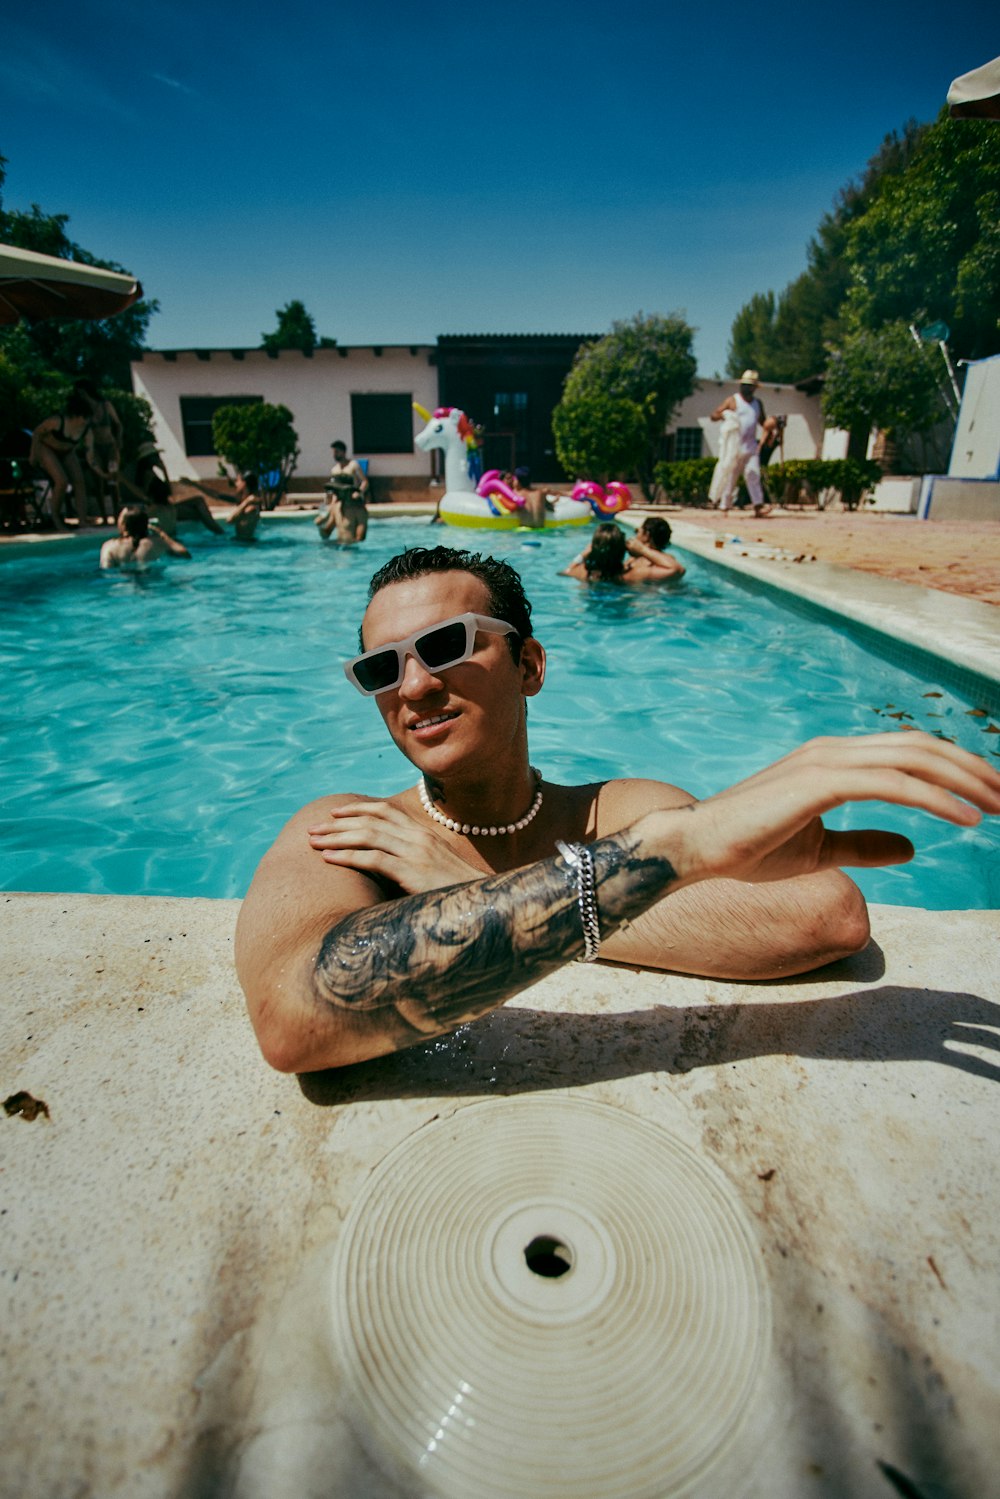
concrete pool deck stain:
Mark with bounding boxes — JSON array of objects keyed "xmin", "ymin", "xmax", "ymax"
[{"xmin": 3, "ymin": 506, "xmax": 1000, "ymax": 1496}]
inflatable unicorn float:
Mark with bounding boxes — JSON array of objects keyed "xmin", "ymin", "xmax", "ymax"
[{"xmin": 413, "ymin": 404, "xmax": 630, "ymax": 529}]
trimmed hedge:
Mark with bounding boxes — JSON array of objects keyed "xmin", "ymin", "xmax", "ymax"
[
  {"xmin": 763, "ymin": 458, "xmax": 882, "ymax": 511},
  {"xmin": 655, "ymin": 456, "xmax": 882, "ymax": 511}
]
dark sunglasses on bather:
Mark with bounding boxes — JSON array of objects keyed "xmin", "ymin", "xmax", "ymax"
[{"xmin": 343, "ymin": 612, "xmax": 518, "ymax": 696}]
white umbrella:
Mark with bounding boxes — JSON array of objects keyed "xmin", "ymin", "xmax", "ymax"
[
  {"xmin": 0, "ymin": 243, "xmax": 143, "ymax": 325},
  {"xmin": 948, "ymin": 55, "xmax": 1000, "ymax": 118}
]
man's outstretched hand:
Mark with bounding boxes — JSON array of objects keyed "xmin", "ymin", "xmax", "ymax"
[{"xmin": 658, "ymin": 732, "xmax": 1000, "ymax": 887}]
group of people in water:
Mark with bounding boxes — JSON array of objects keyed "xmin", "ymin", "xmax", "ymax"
[{"xmin": 32, "ymin": 392, "xmax": 690, "ymax": 583}]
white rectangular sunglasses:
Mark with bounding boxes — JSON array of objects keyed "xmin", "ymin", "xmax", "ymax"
[{"xmin": 344, "ymin": 612, "xmax": 516, "ymax": 696}]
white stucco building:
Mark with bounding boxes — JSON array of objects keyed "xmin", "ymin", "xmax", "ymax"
[{"xmin": 131, "ymin": 342, "xmax": 826, "ymax": 493}]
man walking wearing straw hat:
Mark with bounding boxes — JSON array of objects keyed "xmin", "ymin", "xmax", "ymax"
[{"xmin": 709, "ymin": 369, "xmax": 770, "ymax": 516}]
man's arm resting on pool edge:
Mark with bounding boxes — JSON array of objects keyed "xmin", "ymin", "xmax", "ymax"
[
  {"xmin": 236, "ymin": 732, "xmax": 1000, "ymax": 1071},
  {"xmin": 238, "ymin": 820, "xmax": 682, "ymax": 1072}
]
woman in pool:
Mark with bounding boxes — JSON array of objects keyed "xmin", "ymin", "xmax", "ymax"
[
  {"xmin": 561, "ymin": 521, "xmax": 682, "ymax": 584},
  {"xmin": 227, "ymin": 472, "xmax": 263, "ymax": 542}
]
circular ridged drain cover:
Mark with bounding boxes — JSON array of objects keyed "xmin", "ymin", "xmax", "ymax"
[{"xmin": 333, "ymin": 1096, "xmax": 769, "ymax": 1499}]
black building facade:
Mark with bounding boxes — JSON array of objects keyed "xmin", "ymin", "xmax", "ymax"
[{"xmin": 435, "ymin": 333, "xmax": 599, "ymax": 483}]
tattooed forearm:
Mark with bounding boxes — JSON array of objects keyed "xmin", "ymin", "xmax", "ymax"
[{"xmin": 313, "ymin": 829, "xmax": 678, "ymax": 1038}]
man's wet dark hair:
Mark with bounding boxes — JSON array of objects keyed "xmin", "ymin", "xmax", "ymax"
[
  {"xmin": 241, "ymin": 471, "xmax": 259, "ymax": 491},
  {"xmin": 640, "ymin": 516, "xmax": 672, "ymax": 549},
  {"xmin": 120, "ymin": 506, "xmax": 149, "ymax": 541},
  {"xmin": 585, "ymin": 522, "xmax": 627, "ymax": 580},
  {"xmin": 364, "ymin": 546, "xmax": 533, "ymax": 658}
]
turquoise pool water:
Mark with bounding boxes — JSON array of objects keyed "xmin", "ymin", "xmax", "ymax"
[{"xmin": 2, "ymin": 517, "xmax": 998, "ymax": 907}]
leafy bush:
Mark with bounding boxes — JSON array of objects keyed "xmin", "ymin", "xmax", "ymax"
[
  {"xmin": 653, "ymin": 457, "xmax": 717, "ymax": 505},
  {"xmin": 552, "ymin": 390, "xmax": 646, "ymax": 483},
  {"xmin": 764, "ymin": 458, "xmax": 882, "ymax": 511},
  {"xmin": 212, "ymin": 402, "xmax": 300, "ymax": 508},
  {"xmin": 555, "ymin": 313, "xmax": 697, "ymax": 499}
]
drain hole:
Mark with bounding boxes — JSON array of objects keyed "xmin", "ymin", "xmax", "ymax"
[{"xmin": 524, "ymin": 1235, "xmax": 574, "ymax": 1278}]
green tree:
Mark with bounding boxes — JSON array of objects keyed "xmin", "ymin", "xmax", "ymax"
[
  {"xmin": 0, "ymin": 154, "xmax": 157, "ymax": 390},
  {"xmin": 555, "ymin": 312, "xmax": 697, "ymax": 499},
  {"xmin": 821, "ymin": 322, "xmax": 944, "ymax": 445},
  {"xmin": 843, "ymin": 113, "xmax": 1000, "ymax": 361},
  {"xmin": 726, "ymin": 121, "xmax": 927, "ymax": 381},
  {"xmin": 212, "ymin": 402, "xmax": 300, "ymax": 507},
  {"xmin": 552, "ymin": 390, "xmax": 647, "ymax": 483},
  {"xmin": 261, "ymin": 300, "xmax": 319, "ymax": 354}
]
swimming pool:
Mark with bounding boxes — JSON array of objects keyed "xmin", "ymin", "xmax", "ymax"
[{"xmin": 2, "ymin": 517, "xmax": 998, "ymax": 907}]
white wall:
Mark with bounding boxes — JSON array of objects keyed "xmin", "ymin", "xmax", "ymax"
[
  {"xmin": 131, "ymin": 346, "xmax": 439, "ymax": 483},
  {"xmin": 668, "ymin": 379, "xmax": 824, "ymax": 460}
]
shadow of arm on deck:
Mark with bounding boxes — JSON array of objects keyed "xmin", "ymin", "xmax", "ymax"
[{"xmin": 298, "ymin": 982, "xmax": 1000, "ymax": 1105}]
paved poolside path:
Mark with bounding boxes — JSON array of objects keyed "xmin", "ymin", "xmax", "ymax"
[{"xmin": 658, "ymin": 506, "xmax": 1000, "ymax": 607}]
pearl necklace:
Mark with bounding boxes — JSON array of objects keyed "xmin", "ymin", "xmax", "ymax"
[{"xmin": 418, "ymin": 769, "xmax": 543, "ymax": 837}]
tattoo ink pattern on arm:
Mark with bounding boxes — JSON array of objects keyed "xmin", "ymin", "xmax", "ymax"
[{"xmin": 312, "ymin": 828, "xmax": 679, "ymax": 1043}]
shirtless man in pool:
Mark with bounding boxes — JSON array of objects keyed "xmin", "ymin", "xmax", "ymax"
[
  {"xmin": 236, "ymin": 546, "xmax": 1000, "ymax": 1073},
  {"xmin": 100, "ymin": 506, "xmax": 191, "ymax": 569}
]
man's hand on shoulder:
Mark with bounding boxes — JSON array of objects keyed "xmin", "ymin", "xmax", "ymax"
[{"xmin": 307, "ymin": 796, "xmax": 484, "ymax": 894}]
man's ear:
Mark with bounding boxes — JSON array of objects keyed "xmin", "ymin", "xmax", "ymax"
[{"xmin": 519, "ymin": 637, "xmax": 545, "ymax": 697}]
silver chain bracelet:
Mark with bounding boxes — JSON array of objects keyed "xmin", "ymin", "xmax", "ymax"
[{"xmin": 555, "ymin": 840, "xmax": 601, "ymax": 962}]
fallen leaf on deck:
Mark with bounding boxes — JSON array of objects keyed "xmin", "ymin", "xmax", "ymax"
[{"xmin": 4, "ymin": 1091, "xmax": 50, "ymax": 1121}]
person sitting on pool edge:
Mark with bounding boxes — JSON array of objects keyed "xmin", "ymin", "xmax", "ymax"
[
  {"xmin": 99, "ymin": 506, "xmax": 191, "ymax": 569},
  {"xmin": 561, "ymin": 521, "xmax": 683, "ymax": 584},
  {"xmin": 235, "ymin": 545, "xmax": 1000, "ymax": 1073}
]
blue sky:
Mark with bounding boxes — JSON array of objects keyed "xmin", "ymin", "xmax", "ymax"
[{"xmin": 1, "ymin": 1, "xmax": 994, "ymax": 376}]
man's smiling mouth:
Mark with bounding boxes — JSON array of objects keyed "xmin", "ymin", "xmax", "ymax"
[{"xmin": 410, "ymin": 711, "xmax": 458, "ymax": 731}]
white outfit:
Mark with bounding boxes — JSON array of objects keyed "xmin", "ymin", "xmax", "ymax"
[
  {"xmin": 708, "ymin": 410, "xmax": 741, "ymax": 506},
  {"xmin": 713, "ymin": 392, "xmax": 765, "ymax": 511}
]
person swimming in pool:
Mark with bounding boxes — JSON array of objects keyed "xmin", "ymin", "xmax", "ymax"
[
  {"xmin": 561, "ymin": 521, "xmax": 683, "ymax": 584},
  {"xmin": 99, "ymin": 506, "xmax": 191, "ymax": 569},
  {"xmin": 317, "ymin": 439, "xmax": 369, "ymax": 544},
  {"xmin": 226, "ymin": 472, "xmax": 263, "ymax": 542},
  {"xmin": 235, "ymin": 545, "xmax": 1000, "ymax": 1073}
]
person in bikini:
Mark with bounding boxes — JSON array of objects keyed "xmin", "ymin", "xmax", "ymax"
[
  {"xmin": 235, "ymin": 544, "xmax": 1000, "ymax": 1073},
  {"xmin": 30, "ymin": 392, "xmax": 93, "ymax": 528},
  {"xmin": 75, "ymin": 378, "xmax": 123, "ymax": 524},
  {"xmin": 317, "ymin": 439, "xmax": 369, "ymax": 543},
  {"xmin": 226, "ymin": 472, "xmax": 262, "ymax": 541}
]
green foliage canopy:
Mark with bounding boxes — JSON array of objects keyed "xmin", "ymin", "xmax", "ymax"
[
  {"xmin": 261, "ymin": 300, "xmax": 319, "ymax": 353},
  {"xmin": 821, "ymin": 322, "xmax": 944, "ymax": 437},
  {"xmin": 843, "ymin": 116, "xmax": 1000, "ymax": 360},
  {"xmin": 212, "ymin": 402, "xmax": 300, "ymax": 506},
  {"xmin": 554, "ymin": 312, "xmax": 697, "ymax": 499},
  {"xmin": 551, "ymin": 390, "xmax": 646, "ymax": 484},
  {"xmin": 727, "ymin": 121, "xmax": 927, "ymax": 382}
]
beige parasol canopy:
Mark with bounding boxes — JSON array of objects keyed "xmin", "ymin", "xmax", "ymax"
[
  {"xmin": 947, "ymin": 54, "xmax": 1000, "ymax": 118},
  {"xmin": 0, "ymin": 243, "xmax": 143, "ymax": 325}
]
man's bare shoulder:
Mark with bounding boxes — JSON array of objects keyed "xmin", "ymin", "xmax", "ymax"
[
  {"xmin": 592, "ymin": 776, "xmax": 695, "ymax": 836},
  {"xmin": 237, "ymin": 792, "xmax": 394, "ymax": 982}
]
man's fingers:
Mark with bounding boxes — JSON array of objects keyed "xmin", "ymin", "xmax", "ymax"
[{"xmin": 819, "ymin": 828, "xmax": 915, "ymax": 869}]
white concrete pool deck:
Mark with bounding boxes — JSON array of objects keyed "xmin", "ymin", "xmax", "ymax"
[{"xmin": 3, "ymin": 507, "xmax": 999, "ymax": 1498}]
